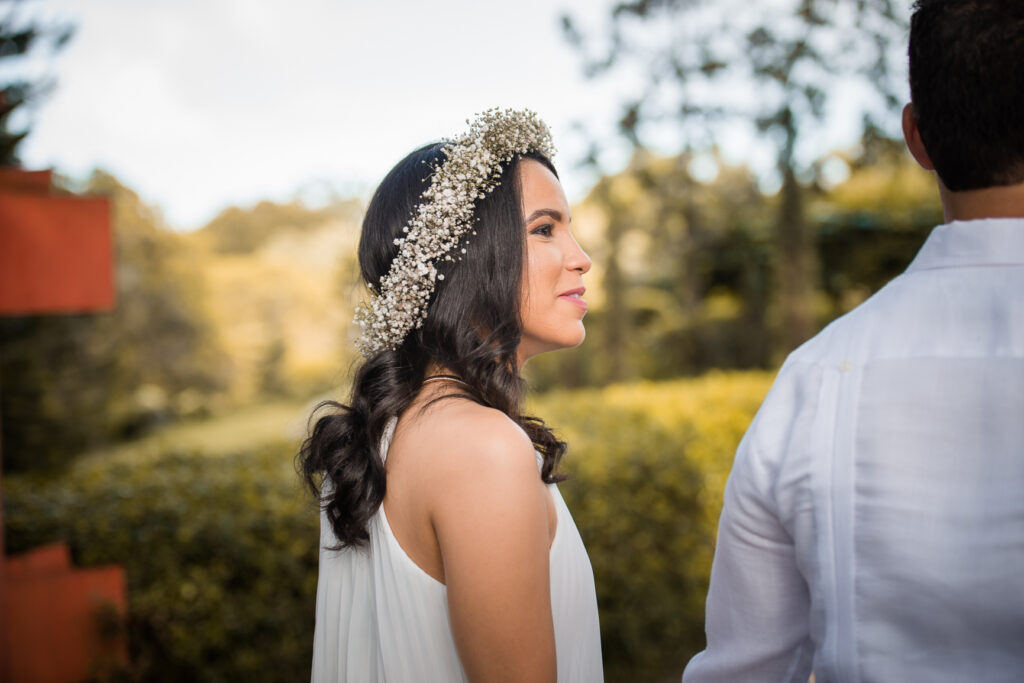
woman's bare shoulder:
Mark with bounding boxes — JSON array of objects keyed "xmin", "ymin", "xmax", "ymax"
[
  {"xmin": 400, "ymin": 398, "xmax": 536, "ymax": 472},
  {"xmin": 389, "ymin": 397, "xmax": 536, "ymax": 493}
]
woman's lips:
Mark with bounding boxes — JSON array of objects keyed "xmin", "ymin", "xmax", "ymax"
[{"xmin": 558, "ymin": 287, "xmax": 587, "ymax": 311}]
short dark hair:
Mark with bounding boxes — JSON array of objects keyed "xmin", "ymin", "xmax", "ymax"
[{"xmin": 909, "ymin": 0, "xmax": 1024, "ymax": 191}]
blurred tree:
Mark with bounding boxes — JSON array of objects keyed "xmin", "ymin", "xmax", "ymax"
[
  {"xmin": 528, "ymin": 133, "xmax": 938, "ymax": 391},
  {"xmin": 562, "ymin": 0, "xmax": 906, "ymax": 355},
  {"xmin": 257, "ymin": 336, "xmax": 288, "ymax": 398},
  {"xmin": 0, "ymin": 172, "xmax": 230, "ymax": 473},
  {"xmin": 188, "ymin": 196, "xmax": 363, "ymax": 403},
  {"xmin": 812, "ymin": 128, "xmax": 942, "ymax": 318},
  {"xmin": 0, "ymin": 0, "xmax": 73, "ymax": 164},
  {"xmin": 197, "ymin": 198, "xmax": 363, "ymax": 255},
  {"xmin": 529, "ymin": 151, "xmax": 772, "ymax": 389}
]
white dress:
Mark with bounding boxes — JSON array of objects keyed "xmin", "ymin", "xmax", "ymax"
[{"xmin": 311, "ymin": 418, "xmax": 604, "ymax": 682}]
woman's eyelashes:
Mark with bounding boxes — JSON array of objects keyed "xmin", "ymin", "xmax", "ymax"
[{"xmin": 529, "ymin": 223, "xmax": 555, "ymax": 238}]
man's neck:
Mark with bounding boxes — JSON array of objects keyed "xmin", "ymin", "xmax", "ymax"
[{"xmin": 940, "ymin": 181, "xmax": 1024, "ymax": 223}]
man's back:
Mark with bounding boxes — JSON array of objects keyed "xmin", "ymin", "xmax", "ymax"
[
  {"xmin": 791, "ymin": 218, "xmax": 1023, "ymax": 680},
  {"xmin": 685, "ymin": 2, "xmax": 1024, "ymax": 680},
  {"xmin": 684, "ymin": 218, "xmax": 1024, "ymax": 682}
]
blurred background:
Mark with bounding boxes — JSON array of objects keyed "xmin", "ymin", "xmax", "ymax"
[{"xmin": 1, "ymin": 0, "xmax": 938, "ymax": 681}]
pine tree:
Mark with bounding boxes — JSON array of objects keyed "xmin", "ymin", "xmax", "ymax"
[{"xmin": 0, "ymin": 2, "xmax": 73, "ymax": 165}]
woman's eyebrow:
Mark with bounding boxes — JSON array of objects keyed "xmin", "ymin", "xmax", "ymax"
[{"xmin": 524, "ymin": 208, "xmax": 567, "ymax": 224}]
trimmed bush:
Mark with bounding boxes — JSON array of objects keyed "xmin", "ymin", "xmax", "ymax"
[
  {"xmin": 532, "ymin": 371, "xmax": 773, "ymax": 682},
  {"xmin": 4, "ymin": 370, "xmax": 773, "ymax": 682},
  {"xmin": 5, "ymin": 444, "xmax": 319, "ymax": 682}
]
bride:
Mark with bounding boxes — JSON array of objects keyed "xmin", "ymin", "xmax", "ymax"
[{"xmin": 299, "ymin": 109, "xmax": 603, "ymax": 682}]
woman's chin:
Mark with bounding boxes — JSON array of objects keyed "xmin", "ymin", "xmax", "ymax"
[
  {"xmin": 521, "ymin": 326, "xmax": 586, "ymax": 360},
  {"xmin": 551, "ymin": 323, "xmax": 587, "ymax": 352},
  {"xmin": 567, "ymin": 326, "xmax": 586, "ymax": 349}
]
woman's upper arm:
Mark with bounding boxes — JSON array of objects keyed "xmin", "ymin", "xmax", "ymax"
[{"xmin": 429, "ymin": 414, "xmax": 556, "ymax": 683}]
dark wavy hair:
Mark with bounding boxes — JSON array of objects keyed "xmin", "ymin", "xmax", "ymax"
[
  {"xmin": 909, "ymin": 0, "xmax": 1024, "ymax": 191},
  {"xmin": 299, "ymin": 142, "xmax": 567, "ymax": 548}
]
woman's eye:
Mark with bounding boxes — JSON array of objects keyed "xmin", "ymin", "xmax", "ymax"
[{"xmin": 531, "ymin": 223, "xmax": 554, "ymax": 237}]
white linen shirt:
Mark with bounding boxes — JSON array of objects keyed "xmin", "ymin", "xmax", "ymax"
[{"xmin": 683, "ymin": 218, "xmax": 1024, "ymax": 683}]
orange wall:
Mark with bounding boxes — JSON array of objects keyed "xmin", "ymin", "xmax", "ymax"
[
  {"xmin": 0, "ymin": 169, "xmax": 114, "ymax": 314},
  {"xmin": 3, "ymin": 544, "xmax": 129, "ymax": 682}
]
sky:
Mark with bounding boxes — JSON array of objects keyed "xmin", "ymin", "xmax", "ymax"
[{"xmin": 10, "ymin": 0, "xmax": 911, "ymax": 231}]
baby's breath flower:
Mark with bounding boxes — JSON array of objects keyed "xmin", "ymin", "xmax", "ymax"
[{"xmin": 353, "ymin": 108, "xmax": 556, "ymax": 357}]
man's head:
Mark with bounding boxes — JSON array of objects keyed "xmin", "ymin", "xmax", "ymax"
[{"xmin": 906, "ymin": 0, "xmax": 1024, "ymax": 192}]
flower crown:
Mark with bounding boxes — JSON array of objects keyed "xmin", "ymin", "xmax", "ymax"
[{"xmin": 353, "ymin": 108, "xmax": 556, "ymax": 357}]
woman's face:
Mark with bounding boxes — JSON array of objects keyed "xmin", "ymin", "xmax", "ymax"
[{"xmin": 517, "ymin": 159, "xmax": 592, "ymax": 366}]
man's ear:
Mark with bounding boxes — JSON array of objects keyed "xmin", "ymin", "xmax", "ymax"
[{"xmin": 902, "ymin": 103, "xmax": 935, "ymax": 171}]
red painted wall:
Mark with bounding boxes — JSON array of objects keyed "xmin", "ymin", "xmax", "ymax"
[
  {"xmin": 1, "ymin": 169, "xmax": 122, "ymax": 680},
  {"xmin": 3, "ymin": 544, "xmax": 129, "ymax": 682},
  {"xmin": 0, "ymin": 169, "xmax": 114, "ymax": 314}
]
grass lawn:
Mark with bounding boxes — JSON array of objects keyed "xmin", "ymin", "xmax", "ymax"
[{"xmin": 77, "ymin": 396, "xmax": 324, "ymax": 467}]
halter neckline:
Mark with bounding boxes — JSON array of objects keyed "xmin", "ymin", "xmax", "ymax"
[{"xmin": 422, "ymin": 374, "xmax": 468, "ymax": 387}]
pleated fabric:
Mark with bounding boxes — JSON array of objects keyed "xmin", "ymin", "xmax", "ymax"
[{"xmin": 311, "ymin": 418, "xmax": 604, "ymax": 682}]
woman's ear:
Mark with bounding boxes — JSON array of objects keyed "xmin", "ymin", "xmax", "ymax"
[{"xmin": 902, "ymin": 103, "xmax": 935, "ymax": 171}]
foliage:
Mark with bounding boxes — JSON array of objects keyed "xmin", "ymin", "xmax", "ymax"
[
  {"xmin": 527, "ymin": 139, "xmax": 941, "ymax": 391},
  {"xmin": 533, "ymin": 371, "xmax": 773, "ymax": 682},
  {"xmin": 0, "ymin": 171, "xmax": 229, "ymax": 473},
  {"xmin": 563, "ymin": 0, "xmax": 909, "ymax": 353},
  {"xmin": 529, "ymin": 150, "xmax": 774, "ymax": 389},
  {"xmin": 1, "ymin": 177, "xmax": 363, "ymax": 474},
  {"xmin": 4, "ymin": 440, "xmax": 320, "ymax": 683},
  {"xmin": 0, "ymin": 3, "xmax": 73, "ymax": 164},
  {"xmin": 812, "ymin": 133, "xmax": 943, "ymax": 309},
  {"xmin": 195, "ymin": 198, "xmax": 362, "ymax": 255},
  {"xmin": 190, "ymin": 198, "xmax": 362, "ymax": 403},
  {"xmin": 5, "ymin": 372, "xmax": 773, "ymax": 683}
]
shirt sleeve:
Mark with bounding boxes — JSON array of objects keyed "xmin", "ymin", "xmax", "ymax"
[{"xmin": 682, "ymin": 362, "xmax": 819, "ymax": 683}]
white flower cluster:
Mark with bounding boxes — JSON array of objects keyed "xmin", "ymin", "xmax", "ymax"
[{"xmin": 353, "ymin": 108, "xmax": 556, "ymax": 357}]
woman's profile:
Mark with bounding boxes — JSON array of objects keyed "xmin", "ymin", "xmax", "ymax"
[{"xmin": 299, "ymin": 109, "xmax": 603, "ymax": 682}]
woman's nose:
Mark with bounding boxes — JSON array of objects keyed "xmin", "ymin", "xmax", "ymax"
[{"xmin": 567, "ymin": 236, "xmax": 592, "ymax": 274}]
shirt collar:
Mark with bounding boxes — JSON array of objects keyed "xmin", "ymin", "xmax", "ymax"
[{"xmin": 906, "ymin": 217, "xmax": 1024, "ymax": 272}]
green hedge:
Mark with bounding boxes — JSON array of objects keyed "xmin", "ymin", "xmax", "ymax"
[
  {"xmin": 5, "ymin": 445, "xmax": 319, "ymax": 682},
  {"xmin": 532, "ymin": 371, "xmax": 773, "ymax": 682},
  {"xmin": 4, "ymin": 371, "xmax": 773, "ymax": 682}
]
